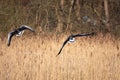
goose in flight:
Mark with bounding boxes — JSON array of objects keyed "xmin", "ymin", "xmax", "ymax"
[
  {"xmin": 7, "ymin": 25, "xmax": 35, "ymax": 46},
  {"xmin": 56, "ymin": 32, "xmax": 94, "ymax": 56}
]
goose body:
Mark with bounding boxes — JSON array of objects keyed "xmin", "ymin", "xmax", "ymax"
[{"xmin": 7, "ymin": 25, "xmax": 35, "ymax": 46}]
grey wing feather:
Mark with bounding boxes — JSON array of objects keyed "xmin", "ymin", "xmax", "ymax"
[{"xmin": 20, "ymin": 25, "xmax": 35, "ymax": 32}]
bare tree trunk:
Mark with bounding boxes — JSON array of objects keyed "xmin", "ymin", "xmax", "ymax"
[
  {"xmin": 66, "ymin": 0, "xmax": 74, "ymax": 30},
  {"xmin": 72, "ymin": 0, "xmax": 76, "ymax": 10},
  {"xmin": 104, "ymin": 0, "xmax": 110, "ymax": 32},
  {"xmin": 60, "ymin": 0, "xmax": 64, "ymax": 11},
  {"xmin": 55, "ymin": 0, "xmax": 64, "ymax": 33},
  {"xmin": 44, "ymin": 9, "xmax": 49, "ymax": 31},
  {"xmin": 55, "ymin": 6, "xmax": 63, "ymax": 32},
  {"xmin": 71, "ymin": 0, "xmax": 81, "ymax": 21},
  {"xmin": 97, "ymin": 0, "xmax": 102, "ymax": 32},
  {"xmin": 76, "ymin": 0, "xmax": 80, "ymax": 21}
]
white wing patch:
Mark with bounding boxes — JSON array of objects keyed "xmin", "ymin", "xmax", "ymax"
[
  {"xmin": 16, "ymin": 31, "xmax": 24, "ymax": 36},
  {"xmin": 69, "ymin": 37, "xmax": 75, "ymax": 42}
]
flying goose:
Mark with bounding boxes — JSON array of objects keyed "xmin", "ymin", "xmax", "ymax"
[
  {"xmin": 7, "ymin": 25, "xmax": 35, "ymax": 46},
  {"xmin": 56, "ymin": 32, "xmax": 94, "ymax": 56}
]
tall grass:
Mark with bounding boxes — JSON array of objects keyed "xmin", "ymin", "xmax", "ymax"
[{"xmin": 0, "ymin": 33, "xmax": 120, "ymax": 80}]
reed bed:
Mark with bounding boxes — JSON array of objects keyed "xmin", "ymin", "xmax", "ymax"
[{"xmin": 0, "ymin": 33, "xmax": 120, "ymax": 80}]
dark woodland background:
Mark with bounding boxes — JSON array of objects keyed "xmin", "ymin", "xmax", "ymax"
[{"xmin": 0, "ymin": 0, "xmax": 120, "ymax": 38}]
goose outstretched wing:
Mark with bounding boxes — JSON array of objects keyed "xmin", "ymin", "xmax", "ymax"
[
  {"xmin": 56, "ymin": 37, "xmax": 69, "ymax": 56},
  {"xmin": 73, "ymin": 32, "xmax": 94, "ymax": 37},
  {"xmin": 19, "ymin": 25, "xmax": 35, "ymax": 32},
  {"xmin": 7, "ymin": 31, "xmax": 17, "ymax": 46}
]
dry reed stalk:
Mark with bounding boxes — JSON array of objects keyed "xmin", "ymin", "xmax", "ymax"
[{"xmin": 0, "ymin": 34, "xmax": 119, "ymax": 80}]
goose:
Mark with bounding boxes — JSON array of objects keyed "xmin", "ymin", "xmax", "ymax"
[
  {"xmin": 56, "ymin": 32, "xmax": 94, "ymax": 56},
  {"xmin": 7, "ymin": 25, "xmax": 35, "ymax": 46}
]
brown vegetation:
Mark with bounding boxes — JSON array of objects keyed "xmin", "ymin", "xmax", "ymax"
[
  {"xmin": 0, "ymin": 0, "xmax": 120, "ymax": 37},
  {"xmin": 0, "ymin": 0, "xmax": 120, "ymax": 79},
  {"xmin": 0, "ymin": 33, "xmax": 120, "ymax": 80}
]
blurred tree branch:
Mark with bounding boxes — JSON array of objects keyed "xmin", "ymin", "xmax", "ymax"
[{"xmin": 104, "ymin": 0, "xmax": 110, "ymax": 32}]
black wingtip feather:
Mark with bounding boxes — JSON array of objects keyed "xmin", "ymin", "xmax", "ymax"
[
  {"xmin": 7, "ymin": 43, "xmax": 10, "ymax": 47},
  {"xmin": 56, "ymin": 49, "xmax": 62, "ymax": 57}
]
